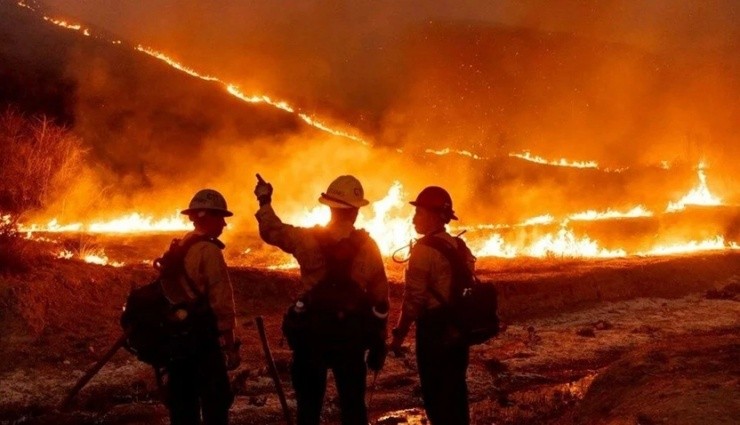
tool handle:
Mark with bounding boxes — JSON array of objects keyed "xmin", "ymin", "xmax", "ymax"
[
  {"xmin": 256, "ymin": 316, "xmax": 293, "ymax": 425},
  {"xmin": 60, "ymin": 334, "xmax": 127, "ymax": 409}
]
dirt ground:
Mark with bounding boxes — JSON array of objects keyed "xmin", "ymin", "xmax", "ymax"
[{"xmin": 1, "ymin": 251, "xmax": 738, "ymax": 425}]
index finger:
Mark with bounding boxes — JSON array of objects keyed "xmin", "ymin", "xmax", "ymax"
[{"xmin": 256, "ymin": 173, "xmax": 266, "ymax": 183}]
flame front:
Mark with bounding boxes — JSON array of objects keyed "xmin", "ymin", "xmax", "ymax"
[
  {"xmin": 568, "ymin": 206, "xmax": 653, "ymax": 221},
  {"xmin": 509, "ymin": 150, "xmax": 599, "ymax": 169},
  {"xmin": 17, "ymin": 173, "xmax": 737, "ymax": 261},
  {"xmin": 21, "ymin": 212, "xmax": 190, "ymax": 234},
  {"xmin": 666, "ymin": 162, "xmax": 722, "ymax": 212}
]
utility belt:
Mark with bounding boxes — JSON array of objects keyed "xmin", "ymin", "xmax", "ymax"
[
  {"xmin": 167, "ymin": 298, "xmax": 220, "ymax": 359},
  {"xmin": 282, "ymin": 303, "xmax": 378, "ymax": 353}
]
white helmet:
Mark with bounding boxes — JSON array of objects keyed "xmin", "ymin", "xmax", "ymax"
[
  {"xmin": 318, "ymin": 175, "xmax": 370, "ymax": 209},
  {"xmin": 180, "ymin": 189, "xmax": 233, "ymax": 217}
]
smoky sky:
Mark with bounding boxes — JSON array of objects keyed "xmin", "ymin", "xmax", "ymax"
[
  {"xmin": 23, "ymin": 0, "xmax": 740, "ymax": 220},
  {"xmin": 39, "ymin": 1, "xmax": 739, "ymax": 157}
]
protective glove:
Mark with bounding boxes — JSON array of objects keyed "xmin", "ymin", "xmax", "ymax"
[
  {"xmin": 223, "ymin": 342, "xmax": 241, "ymax": 371},
  {"xmin": 254, "ymin": 174, "xmax": 273, "ymax": 207},
  {"xmin": 366, "ymin": 342, "xmax": 387, "ymax": 372}
]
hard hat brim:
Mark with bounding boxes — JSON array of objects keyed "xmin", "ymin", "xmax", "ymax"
[
  {"xmin": 319, "ymin": 193, "xmax": 369, "ymax": 209},
  {"xmin": 409, "ymin": 201, "xmax": 458, "ymax": 220},
  {"xmin": 180, "ymin": 208, "xmax": 234, "ymax": 217}
]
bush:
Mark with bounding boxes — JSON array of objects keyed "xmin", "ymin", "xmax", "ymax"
[
  {"xmin": 0, "ymin": 107, "xmax": 85, "ymax": 216},
  {"xmin": 0, "ymin": 108, "xmax": 85, "ymax": 272},
  {"xmin": 1, "ymin": 214, "xmax": 35, "ymax": 272}
]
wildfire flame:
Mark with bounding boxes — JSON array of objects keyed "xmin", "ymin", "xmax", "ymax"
[
  {"xmin": 568, "ymin": 206, "xmax": 653, "ymax": 221},
  {"xmin": 20, "ymin": 212, "xmax": 191, "ymax": 234},
  {"xmin": 42, "ymin": 17, "xmax": 82, "ymax": 31},
  {"xmin": 425, "ymin": 148, "xmax": 486, "ymax": 160},
  {"xmin": 519, "ymin": 214, "xmax": 556, "ymax": 227},
  {"xmin": 509, "ymin": 150, "xmax": 599, "ymax": 169},
  {"xmin": 666, "ymin": 162, "xmax": 722, "ymax": 212},
  {"xmin": 134, "ymin": 47, "xmax": 369, "ymax": 145},
  {"xmin": 17, "ymin": 1, "xmax": 34, "ymax": 11},
  {"xmin": 56, "ymin": 249, "xmax": 125, "ymax": 267},
  {"xmin": 525, "ymin": 228, "xmax": 627, "ymax": 258},
  {"xmin": 12, "ymin": 179, "xmax": 739, "ymax": 261},
  {"xmin": 640, "ymin": 236, "xmax": 736, "ymax": 256}
]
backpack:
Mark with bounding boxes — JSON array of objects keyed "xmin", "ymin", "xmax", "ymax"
[
  {"xmin": 282, "ymin": 229, "xmax": 372, "ymax": 351},
  {"xmin": 418, "ymin": 235, "xmax": 500, "ymax": 346},
  {"xmin": 120, "ymin": 235, "xmax": 221, "ymax": 366}
]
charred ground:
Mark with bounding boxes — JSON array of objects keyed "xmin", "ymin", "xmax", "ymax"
[{"xmin": 1, "ymin": 249, "xmax": 738, "ymax": 424}]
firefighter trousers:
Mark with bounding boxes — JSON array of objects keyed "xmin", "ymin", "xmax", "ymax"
[
  {"xmin": 416, "ymin": 312, "xmax": 470, "ymax": 425},
  {"xmin": 165, "ymin": 337, "xmax": 233, "ymax": 425},
  {"xmin": 291, "ymin": 345, "xmax": 368, "ymax": 425}
]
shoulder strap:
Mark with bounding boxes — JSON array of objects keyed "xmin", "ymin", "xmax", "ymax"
[
  {"xmin": 416, "ymin": 235, "xmax": 472, "ymax": 306},
  {"xmin": 155, "ymin": 235, "xmax": 223, "ymax": 299},
  {"xmin": 308, "ymin": 228, "xmax": 369, "ymax": 291}
]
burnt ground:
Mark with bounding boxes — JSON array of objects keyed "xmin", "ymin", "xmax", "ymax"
[{"xmin": 0, "ymin": 251, "xmax": 738, "ymax": 425}]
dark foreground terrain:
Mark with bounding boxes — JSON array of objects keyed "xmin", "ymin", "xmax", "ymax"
[{"xmin": 1, "ymin": 251, "xmax": 738, "ymax": 424}]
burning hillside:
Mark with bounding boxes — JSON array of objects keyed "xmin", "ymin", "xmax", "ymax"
[{"xmin": 1, "ymin": 1, "xmax": 738, "ymax": 268}]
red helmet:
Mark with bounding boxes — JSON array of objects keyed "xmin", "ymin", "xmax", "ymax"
[{"xmin": 410, "ymin": 186, "xmax": 458, "ymax": 220}]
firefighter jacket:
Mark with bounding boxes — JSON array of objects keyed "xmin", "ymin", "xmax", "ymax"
[
  {"xmin": 397, "ymin": 230, "xmax": 476, "ymax": 332},
  {"xmin": 161, "ymin": 230, "xmax": 237, "ymax": 339},
  {"xmin": 255, "ymin": 204, "xmax": 389, "ymax": 309}
]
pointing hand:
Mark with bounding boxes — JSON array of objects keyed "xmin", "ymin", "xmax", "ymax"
[{"xmin": 254, "ymin": 174, "xmax": 273, "ymax": 206}]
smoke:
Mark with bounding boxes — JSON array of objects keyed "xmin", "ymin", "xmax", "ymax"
[{"xmin": 17, "ymin": 0, "xmax": 740, "ymax": 225}]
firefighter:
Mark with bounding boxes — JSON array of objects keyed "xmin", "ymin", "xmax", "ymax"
[
  {"xmin": 254, "ymin": 174, "xmax": 389, "ymax": 425},
  {"xmin": 389, "ymin": 186, "xmax": 475, "ymax": 425},
  {"xmin": 160, "ymin": 189, "xmax": 240, "ymax": 425}
]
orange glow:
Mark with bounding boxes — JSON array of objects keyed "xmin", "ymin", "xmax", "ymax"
[
  {"xmin": 519, "ymin": 215, "xmax": 556, "ymax": 227},
  {"xmin": 467, "ymin": 227, "xmax": 626, "ymax": 258},
  {"xmin": 639, "ymin": 236, "xmax": 734, "ymax": 256},
  {"xmin": 289, "ymin": 181, "xmax": 416, "ymax": 255},
  {"xmin": 15, "ymin": 177, "xmax": 738, "ymax": 260},
  {"xmin": 136, "ymin": 45, "xmax": 220, "ymax": 81},
  {"xmin": 568, "ymin": 206, "xmax": 653, "ymax": 221},
  {"xmin": 424, "ymin": 148, "xmax": 485, "ymax": 160},
  {"xmin": 14, "ymin": 8, "xmax": 739, "ymax": 263},
  {"xmin": 56, "ymin": 249, "xmax": 125, "ymax": 267},
  {"xmin": 526, "ymin": 228, "xmax": 626, "ymax": 258},
  {"xmin": 226, "ymin": 85, "xmax": 295, "ymax": 112},
  {"xmin": 469, "ymin": 234, "xmax": 517, "ymax": 258},
  {"xmin": 17, "ymin": 1, "xmax": 34, "ymax": 11},
  {"xmin": 21, "ymin": 219, "xmax": 82, "ymax": 233},
  {"xmin": 666, "ymin": 162, "xmax": 722, "ymax": 212},
  {"xmin": 509, "ymin": 150, "xmax": 599, "ymax": 169},
  {"xmin": 267, "ymin": 259, "xmax": 300, "ymax": 270},
  {"xmin": 35, "ymin": 10, "xmax": 372, "ymax": 148},
  {"xmin": 42, "ymin": 17, "xmax": 82, "ymax": 31},
  {"xmin": 21, "ymin": 212, "xmax": 191, "ymax": 234},
  {"xmin": 135, "ymin": 46, "xmax": 370, "ymax": 146}
]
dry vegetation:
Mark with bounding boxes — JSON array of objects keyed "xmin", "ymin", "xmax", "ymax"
[
  {"xmin": 0, "ymin": 108, "xmax": 85, "ymax": 272},
  {"xmin": 0, "ymin": 108, "xmax": 85, "ymax": 216}
]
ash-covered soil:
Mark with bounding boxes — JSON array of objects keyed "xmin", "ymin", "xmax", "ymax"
[{"xmin": 1, "ymin": 252, "xmax": 738, "ymax": 425}]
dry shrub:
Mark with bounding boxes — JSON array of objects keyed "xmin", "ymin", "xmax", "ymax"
[
  {"xmin": 0, "ymin": 215, "xmax": 51, "ymax": 273},
  {"xmin": 0, "ymin": 107, "xmax": 85, "ymax": 272},
  {"xmin": 0, "ymin": 107, "xmax": 85, "ymax": 215}
]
